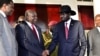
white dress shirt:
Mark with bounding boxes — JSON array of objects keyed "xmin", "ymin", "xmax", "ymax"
[
  {"xmin": 97, "ymin": 27, "xmax": 100, "ymax": 33},
  {"xmin": 64, "ymin": 18, "xmax": 71, "ymax": 30}
]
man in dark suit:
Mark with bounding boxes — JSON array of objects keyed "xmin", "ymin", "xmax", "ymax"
[
  {"xmin": 46, "ymin": 5, "xmax": 87, "ymax": 56},
  {"xmin": 15, "ymin": 9, "xmax": 46, "ymax": 56}
]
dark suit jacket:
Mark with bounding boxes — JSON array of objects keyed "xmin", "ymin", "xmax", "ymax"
[
  {"xmin": 15, "ymin": 21, "xmax": 45, "ymax": 56},
  {"xmin": 48, "ymin": 19, "xmax": 87, "ymax": 56}
]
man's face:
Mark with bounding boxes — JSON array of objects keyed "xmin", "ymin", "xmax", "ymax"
[
  {"xmin": 27, "ymin": 12, "xmax": 38, "ymax": 24},
  {"xmin": 60, "ymin": 13, "xmax": 70, "ymax": 21},
  {"xmin": 95, "ymin": 17, "xmax": 100, "ymax": 27},
  {"xmin": 5, "ymin": 1, "xmax": 14, "ymax": 16}
]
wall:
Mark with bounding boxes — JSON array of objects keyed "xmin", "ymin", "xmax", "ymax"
[
  {"xmin": 13, "ymin": 0, "xmax": 94, "ymax": 20},
  {"xmin": 93, "ymin": 0, "xmax": 100, "ymax": 16}
]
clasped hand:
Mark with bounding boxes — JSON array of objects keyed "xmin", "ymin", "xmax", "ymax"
[{"xmin": 42, "ymin": 50, "xmax": 49, "ymax": 56}]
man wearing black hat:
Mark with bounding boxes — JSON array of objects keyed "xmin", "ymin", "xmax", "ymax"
[{"xmin": 45, "ymin": 5, "xmax": 87, "ymax": 56}]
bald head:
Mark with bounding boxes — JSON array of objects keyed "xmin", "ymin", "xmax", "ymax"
[{"xmin": 25, "ymin": 9, "xmax": 38, "ymax": 24}]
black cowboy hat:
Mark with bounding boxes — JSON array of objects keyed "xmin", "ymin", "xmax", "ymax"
[{"xmin": 60, "ymin": 5, "xmax": 76, "ymax": 15}]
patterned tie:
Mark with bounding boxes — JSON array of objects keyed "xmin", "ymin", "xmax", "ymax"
[
  {"xmin": 32, "ymin": 24, "xmax": 38, "ymax": 39},
  {"xmin": 65, "ymin": 23, "xmax": 68, "ymax": 40}
]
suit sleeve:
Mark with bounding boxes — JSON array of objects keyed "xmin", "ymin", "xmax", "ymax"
[
  {"xmin": 87, "ymin": 32, "xmax": 93, "ymax": 56},
  {"xmin": 0, "ymin": 19, "xmax": 3, "ymax": 38},
  {"xmin": 48, "ymin": 26, "xmax": 58, "ymax": 54},
  {"xmin": 15, "ymin": 25, "xmax": 43, "ymax": 56},
  {"xmin": 78, "ymin": 22, "xmax": 87, "ymax": 56}
]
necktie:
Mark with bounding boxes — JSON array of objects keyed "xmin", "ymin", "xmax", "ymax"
[
  {"xmin": 65, "ymin": 23, "xmax": 68, "ymax": 40},
  {"xmin": 32, "ymin": 24, "xmax": 38, "ymax": 39}
]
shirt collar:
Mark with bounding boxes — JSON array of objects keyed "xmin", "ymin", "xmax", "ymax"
[
  {"xmin": 65, "ymin": 18, "xmax": 71, "ymax": 29},
  {"xmin": 97, "ymin": 27, "xmax": 100, "ymax": 32},
  {"xmin": 25, "ymin": 21, "xmax": 33, "ymax": 29},
  {"xmin": 66, "ymin": 18, "xmax": 71, "ymax": 24},
  {"xmin": 0, "ymin": 10, "xmax": 6, "ymax": 17}
]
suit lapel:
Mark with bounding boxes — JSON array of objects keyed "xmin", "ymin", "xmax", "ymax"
[
  {"xmin": 58, "ymin": 21, "xmax": 66, "ymax": 39},
  {"xmin": 23, "ymin": 21, "xmax": 40, "ymax": 43},
  {"xmin": 94, "ymin": 28, "xmax": 100, "ymax": 37},
  {"xmin": 68, "ymin": 19, "xmax": 75, "ymax": 39},
  {"xmin": 23, "ymin": 21, "xmax": 33, "ymax": 34},
  {"xmin": 69, "ymin": 19, "xmax": 74, "ymax": 31}
]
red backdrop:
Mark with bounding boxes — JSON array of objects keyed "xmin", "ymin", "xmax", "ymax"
[
  {"xmin": 8, "ymin": 3, "xmax": 61, "ymax": 26},
  {"xmin": 78, "ymin": 6, "xmax": 94, "ymax": 30}
]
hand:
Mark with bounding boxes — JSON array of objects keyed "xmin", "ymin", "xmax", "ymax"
[
  {"xmin": 45, "ymin": 50, "xmax": 49, "ymax": 55},
  {"xmin": 42, "ymin": 50, "xmax": 49, "ymax": 56}
]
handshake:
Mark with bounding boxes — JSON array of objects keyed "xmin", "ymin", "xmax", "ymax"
[{"xmin": 42, "ymin": 50, "xmax": 49, "ymax": 56}]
